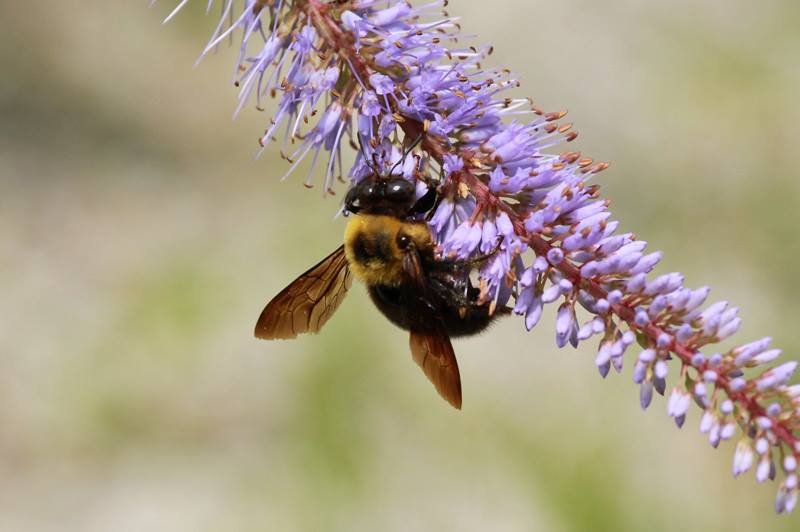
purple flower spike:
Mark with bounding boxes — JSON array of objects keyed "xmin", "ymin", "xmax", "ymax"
[
  {"xmin": 368, "ymin": 73, "xmax": 395, "ymax": 95},
  {"xmin": 547, "ymin": 248, "xmax": 565, "ymax": 266},
  {"xmin": 756, "ymin": 438, "xmax": 770, "ymax": 455},
  {"xmin": 757, "ymin": 456, "xmax": 772, "ymax": 484},
  {"xmin": 733, "ymin": 440, "xmax": 755, "ymax": 477},
  {"xmin": 596, "ymin": 344, "xmax": 612, "ymax": 379},
  {"xmin": 632, "ymin": 360, "xmax": 647, "ymax": 385},
  {"xmin": 555, "ymin": 303, "xmax": 577, "ymax": 348},
  {"xmin": 165, "ymin": 0, "xmax": 800, "ymax": 514},
  {"xmin": 668, "ymin": 387, "xmax": 691, "ymax": 419},
  {"xmin": 640, "ymin": 381, "xmax": 654, "ymax": 411}
]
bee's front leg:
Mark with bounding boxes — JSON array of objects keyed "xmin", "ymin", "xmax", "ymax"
[{"xmin": 433, "ymin": 236, "xmax": 505, "ymax": 273}]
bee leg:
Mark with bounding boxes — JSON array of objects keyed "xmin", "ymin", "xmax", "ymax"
[
  {"xmin": 428, "ymin": 275, "xmax": 514, "ymax": 318},
  {"xmin": 468, "ymin": 236, "xmax": 505, "ymax": 264},
  {"xmin": 433, "ymin": 236, "xmax": 505, "ymax": 272},
  {"xmin": 428, "ymin": 277, "xmax": 485, "ymax": 310},
  {"xmin": 410, "ymin": 185, "xmax": 438, "ymax": 216},
  {"xmin": 423, "ymin": 191, "xmax": 443, "ymax": 221}
]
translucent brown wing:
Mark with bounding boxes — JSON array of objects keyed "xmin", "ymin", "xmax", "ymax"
[
  {"xmin": 409, "ymin": 327, "xmax": 462, "ymax": 409},
  {"xmin": 254, "ymin": 245, "xmax": 351, "ymax": 340},
  {"xmin": 402, "ymin": 244, "xmax": 462, "ymax": 409}
]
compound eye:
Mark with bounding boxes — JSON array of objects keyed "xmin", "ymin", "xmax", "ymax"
[
  {"xmin": 363, "ymin": 182, "xmax": 379, "ymax": 198},
  {"xmin": 396, "ymin": 233, "xmax": 411, "ymax": 250},
  {"xmin": 344, "ymin": 186, "xmax": 361, "ymax": 214},
  {"xmin": 385, "ymin": 179, "xmax": 415, "ymax": 201}
]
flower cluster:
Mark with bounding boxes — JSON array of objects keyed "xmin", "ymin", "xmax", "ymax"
[{"xmin": 162, "ymin": 0, "xmax": 799, "ymax": 513}]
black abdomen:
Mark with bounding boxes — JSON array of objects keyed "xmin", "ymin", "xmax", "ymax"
[{"xmin": 367, "ymin": 284, "xmax": 499, "ymax": 337}]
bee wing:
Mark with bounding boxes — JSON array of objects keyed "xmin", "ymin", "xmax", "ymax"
[
  {"xmin": 403, "ymin": 245, "xmax": 463, "ymax": 409},
  {"xmin": 409, "ymin": 327, "xmax": 462, "ymax": 409},
  {"xmin": 255, "ymin": 245, "xmax": 352, "ymax": 340}
]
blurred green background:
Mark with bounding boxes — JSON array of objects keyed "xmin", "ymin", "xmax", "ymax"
[{"xmin": 1, "ymin": 1, "xmax": 799, "ymax": 530}]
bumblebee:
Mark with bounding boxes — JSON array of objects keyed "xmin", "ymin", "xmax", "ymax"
[{"xmin": 255, "ymin": 161, "xmax": 504, "ymax": 409}]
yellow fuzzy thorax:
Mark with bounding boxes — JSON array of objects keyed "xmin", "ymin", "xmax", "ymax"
[{"xmin": 343, "ymin": 215, "xmax": 432, "ymax": 287}]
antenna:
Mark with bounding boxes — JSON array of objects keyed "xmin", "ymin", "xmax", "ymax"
[
  {"xmin": 356, "ymin": 133, "xmax": 380, "ymax": 176},
  {"xmin": 388, "ymin": 133, "xmax": 423, "ymax": 177}
]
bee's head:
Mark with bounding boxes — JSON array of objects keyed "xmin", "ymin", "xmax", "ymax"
[{"xmin": 344, "ymin": 175, "xmax": 437, "ymax": 218}]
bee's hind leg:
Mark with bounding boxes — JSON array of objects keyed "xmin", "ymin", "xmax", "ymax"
[{"xmin": 433, "ymin": 236, "xmax": 505, "ymax": 273}]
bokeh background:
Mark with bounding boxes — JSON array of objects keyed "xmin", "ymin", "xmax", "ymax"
[{"xmin": 2, "ymin": 1, "xmax": 799, "ymax": 530}]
